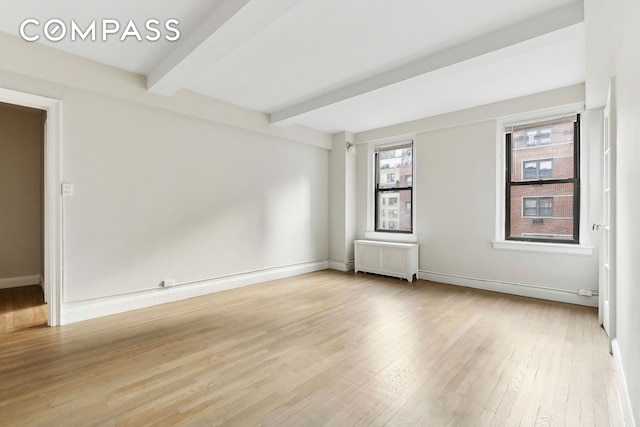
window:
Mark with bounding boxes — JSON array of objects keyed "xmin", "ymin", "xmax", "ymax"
[
  {"xmin": 522, "ymin": 128, "xmax": 551, "ymax": 146},
  {"xmin": 375, "ymin": 143, "xmax": 413, "ymax": 232},
  {"xmin": 505, "ymin": 115, "xmax": 579, "ymax": 243},
  {"xmin": 523, "ymin": 159, "xmax": 553, "ymax": 180},
  {"xmin": 523, "ymin": 197, "xmax": 553, "ymax": 217}
]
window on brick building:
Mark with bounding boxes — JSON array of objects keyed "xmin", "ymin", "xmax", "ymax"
[
  {"xmin": 505, "ymin": 115, "xmax": 580, "ymax": 243},
  {"xmin": 523, "ymin": 159, "xmax": 553, "ymax": 180},
  {"xmin": 523, "ymin": 197, "xmax": 553, "ymax": 217},
  {"xmin": 375, "ymin": 143, "xmax": 413, "ymax": 232}
]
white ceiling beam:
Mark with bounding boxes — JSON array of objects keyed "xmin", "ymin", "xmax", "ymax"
[
  {"xmin": 147, "ymin": 0, "xmax": 300, "ymax": 96},
  {"xmin": 270, "ymin": 1, "xmax": 584, "ymax": 126}
]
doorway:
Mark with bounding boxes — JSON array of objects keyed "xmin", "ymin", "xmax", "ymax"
[
  {"xmin": 0, "ymin": 102, "xmax": 46, "ymax": 332},
  {"xmin": 0, "ymin": 87, "xmax": 62, "ymax": 327}
]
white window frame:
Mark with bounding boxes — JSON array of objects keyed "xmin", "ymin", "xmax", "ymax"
[
  {"xmin": 493, "ymin": 104, "xmax": 593, "ymax": 255},
  {"xmin": 364, "ymin": 136, "xmax": 418, "ymax": 243}
]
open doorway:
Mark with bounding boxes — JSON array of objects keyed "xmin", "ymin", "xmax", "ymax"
[
  {"xmin": 0, "ymin": 102, "xmax": 47, "ymax": 333},
  {"xmin": 0, "ymin": 88, "xmax": 61, "ymax": 327}
]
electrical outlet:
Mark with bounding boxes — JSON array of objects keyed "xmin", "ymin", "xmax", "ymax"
[
  {"xmin": 578, "ymin": 289, "xmax": 593, "ymax": 297},
  {"xmin": 162, "ymin": 278, "xmax": 176, "ymax": 288}
]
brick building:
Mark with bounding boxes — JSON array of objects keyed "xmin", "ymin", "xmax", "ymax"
[
  {"xmin": 377, "ymin": 146, "xmax": 412, "ymax": 232},
  {"xmin": 507, "ymin": 118, "xmax": 577, "ymax": 241}
]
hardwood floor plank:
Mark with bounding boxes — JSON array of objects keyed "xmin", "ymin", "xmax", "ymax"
[
  {"xmin": 0, "ymin": 271, "xmax": 623, "ymax": 426},
  {"xmin": 0, "ymin": 285, "xmax": 47, "ymax": 334}
]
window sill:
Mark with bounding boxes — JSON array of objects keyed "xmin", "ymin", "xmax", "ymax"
[
  {"xmin": 364, "ymin": 231, "xmax": 418, "ymax": 243},
  {"xmin": 492, "ymin": 240, "xmax": 594, "ymax": 256}
]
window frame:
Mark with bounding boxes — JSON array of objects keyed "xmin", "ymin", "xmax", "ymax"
[
  {"xmin": 504, "ymin": 114, "xmax": 581, "ymax": 244},
  {"xmin": 373, "ymin": 141, "xmax": 414, "ymax": 235}
]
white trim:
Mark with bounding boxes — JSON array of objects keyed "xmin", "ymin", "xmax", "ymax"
[
  {"xmin": 419, "ymin": 270, "xmax": 598, "ymax": 307},
  {"xmin": 492, "ymin": 240, "xmax": 594, "ymax": 256},
  {"xmin": 365, "ymin": 136, "xmax": 417, "ymax": 239},
  {"xmin": 61, "ymin": 260, "xmax": 328, "ymax": 325},
  {"xmin": 0, "ymin": 87, "xmax": 62, "ymax": 326},
  {"xmin": 0, "ymin": 275, "xmax": 42, "ymax": 290},
  {"xmin": 495, "ymin": 103, "xmax": 592, "ymax": 253},
  {"xmin": 328, "ymin": 259, "xmax": 354, "ymax": 272},
  {"xmin": 612, "ymin": 338, "xmax": 637, "ymax": 427}
]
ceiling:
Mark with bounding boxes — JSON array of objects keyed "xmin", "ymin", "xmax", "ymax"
[{"xmin": 0, "ymin": 0, "xmax": 589, "ymax": 134}]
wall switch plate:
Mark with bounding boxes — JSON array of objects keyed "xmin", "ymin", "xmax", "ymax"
[
  {"xmin": 61, "ymin": 182, "xmax": 74, "ymax": 197},
  {"xmin": 162, "ymin": 279, "xmax": 176, "ymax": 288}
]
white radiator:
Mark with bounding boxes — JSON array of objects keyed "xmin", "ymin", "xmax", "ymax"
[{"xmin": 354, "ymin": 240, "xmax": 418, "ymax": 282}]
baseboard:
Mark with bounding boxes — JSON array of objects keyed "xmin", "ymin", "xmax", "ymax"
[
  {"xmin": 328, "ymin": 259, "xmax": 354, "ymax": 272},
  {"xmin": 419, "ymin": 270, "xmax": 598, "ymax": 307},
  {"xmin": 0, "ymin": 274, "xmax": 42, "ymax": 290},
  {"xmin": 612, "ymin": 338, "xmax": 637, "ymax": 427},
  {"xmin": 61, "ymin": 260, "xmax": 328, "ymax": 325}
]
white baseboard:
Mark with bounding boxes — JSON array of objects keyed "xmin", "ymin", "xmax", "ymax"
[
  {"xmin": 328, "ymin": 259, "xmax": 354, "ymax": 272},
  {"xmin": 0, "ymin": 274, "xmax": 42, "ymax": 290},
  {"xmin": 419, "ymin": 270, "xmax": 598, "ymax": 307},
  {"xmin": 612, "ymin": 338, "xmax": 637, "ymax": 427},
  {"xmin": 61, "ymin": 260, "xmax": 328, "ymax": 325}
]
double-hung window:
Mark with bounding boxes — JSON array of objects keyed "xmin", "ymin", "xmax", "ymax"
[
  {"xmin": 375, "ymin": 143, "xmax": 413, "ymax": 233},
  {"xmin": 505, "ymin": 115, "xmax": 580, "ymax": 243}
]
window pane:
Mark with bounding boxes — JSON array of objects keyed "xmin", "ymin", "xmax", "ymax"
[
  {"xmin": 377, "ymin": 189, "xmax": 411, "ymax": 231},
  {"xmin": 511, "ymin": 118, "xmax": 575, "ymax": 182},
  {"xmin": 523, "ymin": 162, "xmax": 537, "ymax": 180},
  {"xmin": 509, "ymin": 183, "xmax": 574, "ymax": 240},
  {"xmin": 539, "ymin": 198, "xmax": 553, "ymax": 216},
  {"xmin": 538, "ymin": 160, "xmax": 553, "ymax": 179},
  {"xmin": 378, "ymin": 147, "xmax": 412, "ymax": 189}
]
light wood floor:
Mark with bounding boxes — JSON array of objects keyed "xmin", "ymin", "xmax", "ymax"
[
  {"xmin": 0, "ymin": 271, "xmax": 622, "ymax": 426},
  {"xmin": 0, "ymin": 285, "xmax": 48, "ymax": 334}
]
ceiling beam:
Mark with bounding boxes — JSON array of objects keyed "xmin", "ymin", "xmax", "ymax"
[
  {"xmin": 270, "ymin": 1, "xmax": 584, "ymax": 126},
  {"xmin": 147, "ymin": 0, "xmax": 300, "ymax": 96}
]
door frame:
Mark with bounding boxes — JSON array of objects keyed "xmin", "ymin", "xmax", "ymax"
[
  {"xmin": 600, "ymin": 77, "xmax": 616, "ymax": 341},
  {"xmin": 0, "ymin": 87, "xmax": 62, "ymax": 326}
]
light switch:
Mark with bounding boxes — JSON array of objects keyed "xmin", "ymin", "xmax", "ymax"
[{"xmin": 61, "ymin": 182, "xmax": 74, "ymax": 197}]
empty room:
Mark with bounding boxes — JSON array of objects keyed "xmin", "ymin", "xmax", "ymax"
[{"xmin": 0, "ymin": 1, "xmax": 638, "ymax": 426}]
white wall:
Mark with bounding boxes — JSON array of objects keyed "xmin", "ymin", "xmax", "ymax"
[
  {"xmin": 612, "ymin": 0, "xmax": 640, "ymax": 423},
  {"xmin": 61, "ymin": 89, "xmax": 328, "ymax": 302},
  {"xmin": 328, "ymin": 131, "xmax": 356, "ymax": 271},
  {"xmin": 355, "ymin": 85, "xmax": 599, "ymax": 306},
  {"xmin": 416, "ymin": 119, "xmax": 597, "ymax": 302},
  {"xmin": 329, "ymin": 133, "xmax": 347, "ymax": 267},
  {"xmin": 0, "ymin": 34, "xmax": 329, "ymax": 321}
]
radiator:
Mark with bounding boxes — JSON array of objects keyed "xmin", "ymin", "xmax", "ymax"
[{"xmin": 354, "ymin": 240, "xmax": 419, "ymax": 282}]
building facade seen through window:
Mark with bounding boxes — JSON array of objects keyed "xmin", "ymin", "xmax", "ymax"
[
  {"xmin": 375, "ymin": 143, "xmax": 413, "ymax": 233},
  {"xmin": 505, "ymin": 115, "xmax": 580, "ymax": 243}
]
